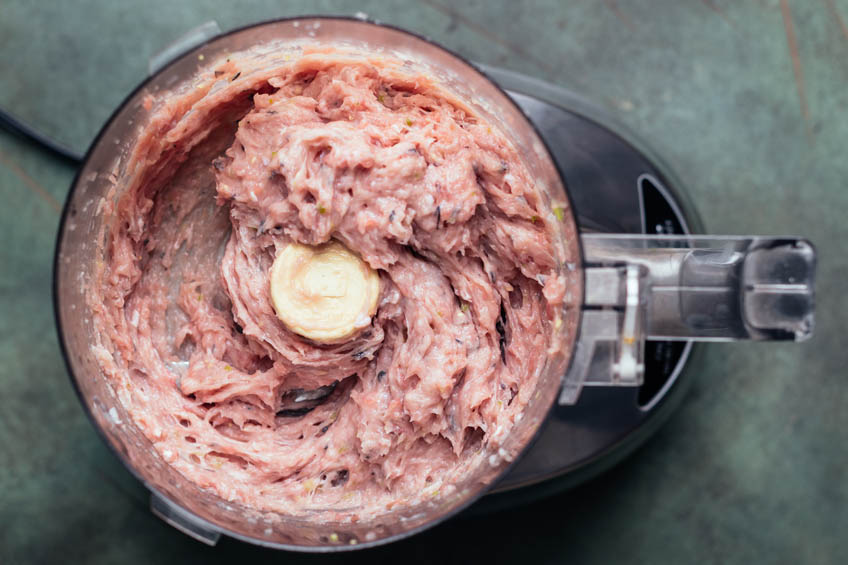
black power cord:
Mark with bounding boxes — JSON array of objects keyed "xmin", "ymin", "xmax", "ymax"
[{"xmin": 0, "ymin": 106, "xmax": 84, "ymax": 164}]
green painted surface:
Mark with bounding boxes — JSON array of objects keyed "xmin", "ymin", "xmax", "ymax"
[{"xmin": 1, "ymin": 1, "xmax": 846, "ymax": 563}]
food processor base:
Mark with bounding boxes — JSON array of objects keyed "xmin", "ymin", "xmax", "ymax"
[{"xmin": 481, "ymin": 66, "xmax": 704, "ymax": 508}]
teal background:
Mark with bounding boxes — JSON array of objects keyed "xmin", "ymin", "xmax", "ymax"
[{"xmin": 1, "ymin": 1, "xmax": 846, "ymax": 563}]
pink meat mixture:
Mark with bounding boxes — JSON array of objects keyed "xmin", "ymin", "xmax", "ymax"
[{"xmin": 92, "ymin": 51, "xmax": 569, "ymax": 518}]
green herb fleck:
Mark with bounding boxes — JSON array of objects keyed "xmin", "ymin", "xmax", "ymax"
[
  {"xmin": 405, "ymin": 118, "xmax": 413, "ymax": 127},
  {"xmin": 530, "ymin": 215, "xmax": 539, "ymax": 223},
  {"xmin": 460, "ymin": 302, "xmax": 470, "ymax": 313},
  {"xmin": 553, "ymin": 206, "xmax": 564, "ymax": 221},
  {"xmin": 318, "ymin": 205, "xmax": 327, "ymax": 215},
  {"xmin": 377, "ymin": 93, "xmax": 385, "ymax": 103},
  {"xmin": 224, "ymin": 365, "xmax": 232, "ymax": 372}
]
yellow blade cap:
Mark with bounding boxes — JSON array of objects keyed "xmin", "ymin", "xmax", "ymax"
[{"xmin": 270, "ymin": 241, "xmax": 380, "ymax": 343}]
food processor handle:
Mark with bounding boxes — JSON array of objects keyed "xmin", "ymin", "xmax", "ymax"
[{"xmin": 560, "ymin": 234, "xmax": 815, "ymax": 404}]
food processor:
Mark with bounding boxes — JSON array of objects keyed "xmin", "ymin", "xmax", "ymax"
[{"xmin": 53, "ymin": 17, "xmax": 816, "ymax": 551}]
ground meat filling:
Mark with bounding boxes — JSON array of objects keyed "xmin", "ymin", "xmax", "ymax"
[{"xmin": 92, "ymin": 51, "xmax": 568, "ymax": 517}]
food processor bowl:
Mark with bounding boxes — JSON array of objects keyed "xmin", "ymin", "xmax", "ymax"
[{"xmin": 54, "ymin": 17, "xmax": 583, "ymax": 550}]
